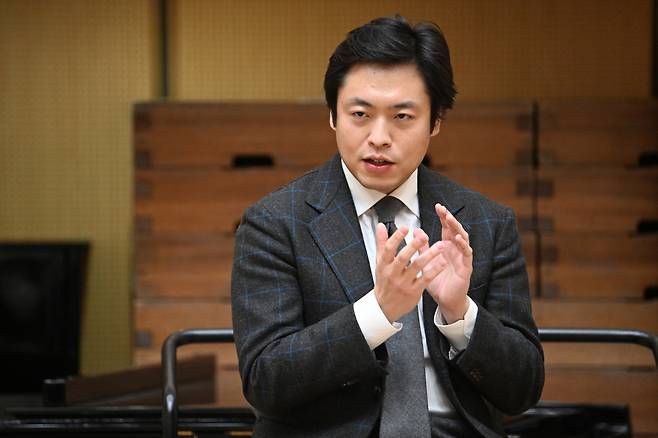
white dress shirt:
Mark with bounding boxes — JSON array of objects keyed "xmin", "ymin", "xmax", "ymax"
[{"xmin": 342, "ymin": 160, "xmax": 478, "ymax": 414}]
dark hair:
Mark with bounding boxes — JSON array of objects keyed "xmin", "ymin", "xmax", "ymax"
[{"xmin": 324, "ymin": 15, "xmax": 456, "ymax": 130}]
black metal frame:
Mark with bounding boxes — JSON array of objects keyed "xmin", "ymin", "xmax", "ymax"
[
  {"xmin": 161, "ymin": 329, "xmax": 235, "ymax": 438},
  {"xmin": 161, "ymin": 327, "xmax": 658, "ymax": 438}
]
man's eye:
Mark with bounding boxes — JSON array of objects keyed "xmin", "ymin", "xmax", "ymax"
[
  {"xmin": 352, "ymin": 111, "xmax": 366, "ymax": 118},
  {"xmin": 396, "ymin": 113, "xmax": 412, "ymax": 120}
]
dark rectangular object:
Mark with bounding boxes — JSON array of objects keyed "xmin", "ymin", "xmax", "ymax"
[
  {"xmin": 42, "ymin": 354, "xmax": 215, "ymax": 407},
  {"xmin": 0, "ymin": 406, "xmax": 255, "ymax": 437},
  {"xmin": 0, "ymin": 242, "xmax": 89, "ymax": 393}
]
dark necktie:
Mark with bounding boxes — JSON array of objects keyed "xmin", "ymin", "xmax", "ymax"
[{"xmin": 373, "ymin": 196, "xmax": 431, "ymax": 438}]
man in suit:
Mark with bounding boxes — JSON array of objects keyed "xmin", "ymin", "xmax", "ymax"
[{"xmin": 231, "ymin": 16, "xmax": 544, "ymax": 437}]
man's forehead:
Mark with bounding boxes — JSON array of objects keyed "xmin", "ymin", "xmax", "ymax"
[{"xmin": 337, "ymin": 63, "xmax": 429, "ymax": 105}]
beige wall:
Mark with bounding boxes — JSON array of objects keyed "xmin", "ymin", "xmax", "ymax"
[
  {"xmin": 0, "ymin": 0, "xmax": 157, "ymax": 374},
  {"xmin": 171, "ymin": 0, "xmax": 652, "ymax": 101},
  {"xmin": 0, "ymin": 0, "xmax": 653, "ymax": 376}
]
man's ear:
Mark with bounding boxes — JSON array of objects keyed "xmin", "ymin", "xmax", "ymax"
[
  {"xmin": 329, "ymin": 111, "xmax": 336, "ymax": 131},
  {"xmin": 430, "ymin": 118, "xmax": 441, "ymax": 137}
]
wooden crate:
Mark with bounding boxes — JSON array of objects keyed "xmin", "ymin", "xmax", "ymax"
[
  {"xmin": 536, "ymin": 167, "xmax": 658, "ymax": 234},
  {"xmin": 135, "ymin": 168, "xmax": 304, "ymax": 235},
  {"xmin": 134, "ymin": 101, "xmax": 534, "ymax": 170},
  {"xmin": 540, "ymin": 234, "xmax": 658, "ymax": 299},
  {"xmin": 428, "ymin": 101, "xmax": 534, "ymax": 167},
  {"xmin": 539, "ymin": 100, "xmax": 658, "ymax": 166},
  {"xmin": 533, "ymin": 299, "xmax": 658, "ymax": 333},
  {"xmin": 134, "ymin": 300, "xmax": 233, "ymax": 350},
  {"xmin": 134, "ymin": 102, "xmax": 335, "ymax": 169},
  {"xmin": 136, "ymin": 235, "xmax": 235, "ymax": 300}
]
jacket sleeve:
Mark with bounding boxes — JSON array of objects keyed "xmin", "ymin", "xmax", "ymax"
[
  {"xmin": 231, "ymin": 202, "xmax": 386, "ymax": 415},
  {"xmin": 452, "ymin": 207, "xmax": 545, "ymax": 415}
]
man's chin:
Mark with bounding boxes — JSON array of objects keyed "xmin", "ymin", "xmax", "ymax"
[{"xmin": 360, "ymin": 178, "xmax": 398, "ymax": 194}]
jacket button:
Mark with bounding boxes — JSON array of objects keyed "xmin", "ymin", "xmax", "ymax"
[
  {"xmin": 372, "ymin": 385, "xmax": 382, "ymax": 398},
  {"xmin": 469, "ymin": 369, "xmax": 482, "ymax": 382}
]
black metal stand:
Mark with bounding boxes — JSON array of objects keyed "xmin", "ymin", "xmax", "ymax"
[{"xmin": 161, "ymin": 327, "xmax": 658, "ymax": 438}]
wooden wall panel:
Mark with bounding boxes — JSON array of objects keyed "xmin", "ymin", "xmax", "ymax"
[
  {"xmin": 540, "ymin": 234, "xmax": 658, "ymax": 299},
  {"xmin": 134, "ymin": 301, "xmax": 233, "ymax": 350},
  {"xmin": 136, "ymin": 235, "xmax": 235, "ymax": 300},
  {"xmin": 428, "ymin": 101, "xmax": 533, "ymax": 168},
  {"xmin": 134, "ymin": 103, "xmax": 335, "ymax": 168},
  {"xmin": 536, "ymin": 168, "xmax": 658, "ymax": 234},
  {"xmin": 539, "ymin": 100, "xmax": 658, "ymax": 166},
  {"xmin": 543, "ymin": 343, "xmax": 656, "ymax": 368},
  {"xmin": 533, "ymin": 300, "xmax": 658, "ymax": 333},
  {"xmin": 134, "ymin": 101, "xmax": 534, "ymax": 170},
  {"xmin": 135, "ymin": 169, "xmax": 304, "ymax": 235}
]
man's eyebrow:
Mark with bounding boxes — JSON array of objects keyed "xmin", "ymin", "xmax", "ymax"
[
  {"xmin": 345, "ymin": 98, "xmax": 417, "ymax": 109},
  {"xmin": 346, "ymin": 97, "xmax": 372, "ymax": 107},
  {"xmin": 391, "ymin": 100, "xmax": 417, "ymax": 109}
]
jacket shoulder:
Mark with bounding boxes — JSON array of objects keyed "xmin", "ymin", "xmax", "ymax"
[{"xmin": 244, "ymin": 165, "xmax": 322, "ymax": 217}]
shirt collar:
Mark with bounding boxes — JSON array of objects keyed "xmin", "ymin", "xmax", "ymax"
[{"xmin": 341, "ymin": 159, "xmax": 419, "ymax": 218}]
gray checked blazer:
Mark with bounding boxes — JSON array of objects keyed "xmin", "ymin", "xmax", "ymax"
[{"xmin": 231, "ymin": 154, "xmax": 544, "ymax": 437}]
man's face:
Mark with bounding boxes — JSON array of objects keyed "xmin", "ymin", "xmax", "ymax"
[{"xmin": 332, "ymin": 63, "xmax": 440, "ymax": 194}]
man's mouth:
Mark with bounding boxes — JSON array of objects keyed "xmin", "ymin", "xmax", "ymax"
[{"xmin": 365, "ymin": 158, "xmax": 392, "ymax": 166}]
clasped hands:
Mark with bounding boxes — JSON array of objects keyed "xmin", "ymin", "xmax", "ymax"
[{"xmin": 374, "ymin": 203, "xmax": 473, "ymax": 325}]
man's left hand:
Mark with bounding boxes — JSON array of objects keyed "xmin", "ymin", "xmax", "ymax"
[{"xmin": 418, "ymin": 203, "xmax": 473, "ymax": 324}]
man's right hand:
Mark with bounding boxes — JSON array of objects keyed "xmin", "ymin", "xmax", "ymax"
[{"xmin": 374, "ymin": 223, "xmax": 442, "ymax": 323}]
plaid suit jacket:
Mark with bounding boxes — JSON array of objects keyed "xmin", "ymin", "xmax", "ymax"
[{"xmin": 231, "ymin": 154, "xmax": 544, "ymax": 437}]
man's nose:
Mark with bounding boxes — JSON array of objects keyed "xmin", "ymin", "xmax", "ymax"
[{"xmin": 368, "ymin": 117, "xmax": 392, "ymax": 147}]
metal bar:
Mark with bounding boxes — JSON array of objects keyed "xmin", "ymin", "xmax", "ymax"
[
  {"xmin": 161, "ymin": 329, "xmax": 235, "ymax": 438},
  {"xmin": 539, "ymin": 328, "xmax": 658, "ymax": 368}
]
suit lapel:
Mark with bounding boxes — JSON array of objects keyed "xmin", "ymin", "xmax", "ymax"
[
  {"xmin": 418, "ymin": 164, "xmax": 466, "ymax": 248},
  {"xmin": 306, "ymin": 155, "xmax": 374, "ymax": 303}
]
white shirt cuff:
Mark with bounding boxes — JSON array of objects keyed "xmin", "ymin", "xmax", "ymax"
[
  {"xmin": 434, "ymin": 296, "xmax": 478, "ymax": 355},
  {"xmin": 354, "ymin": 289, "xmax": 400, "ymax": 350}
]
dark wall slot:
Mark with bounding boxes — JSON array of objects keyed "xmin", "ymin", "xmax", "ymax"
[
  {"xmin": 638, "ymin": 151, "xmax": 658, "ymax": 167},
  {"xmin": 637, "ymin": 219, "xmax": 658, "ymax": 234},
  {"xmin": 231, "ymin": 154, "xmax": 274, "ymax": 168}
]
